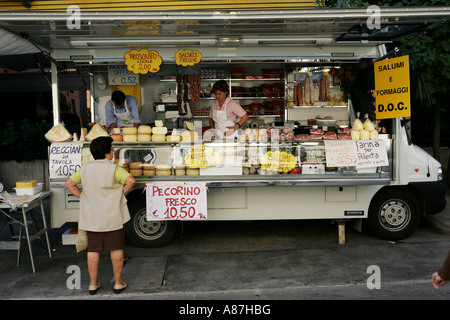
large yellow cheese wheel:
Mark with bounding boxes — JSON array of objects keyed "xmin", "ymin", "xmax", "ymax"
[
  {"xmin": 137, "ymin": 134, "xmax": 151, "ymax": 142},
  {"xmin": 123, "ymin": 134, "xmax": 137, "ymax": 142},
  {"xmin": 166, "ymin": 135, "xmax": 181, "ymax": 142},
  {"xmin": 152, "ymin": 134, "xmax": 166, "ymax": 142},
  {"xmin": 123, "ymin": 127, "xmax": 138, "ymax": 135},
  {"xmin": 138, "ymin": 125, "xmax": 152, "ymax": 134},
  {"xmin": 130, "ymin": 169, "xmax": 142, "ymax": 176},
  {"xmin": 152, "ymin": 127, "xmax": 167, "ymax": 135},
  {"xmin": 156, "ymin": 169, "xmax": 172, "ymax": 176},
  {"xmin": 143, "ymin": 169, "xmax": 156, "ymax": 176},
  {"xmin": 175, "ymin": 169, "xmax": 186, "ymax": 176},
  {"xmin": 186, "ymin": 168, "xmax": 200, "ymax": 176},
  {"xmin": 111, "ymin": 134, "xmax": 123, "ymax": 142},
  {"xmin": 129, "ymin": 162, "xmax": 142, "ymax": 170},
  {"xmin": 113, "ymin": 128, "xmax": 121, "ymax": 135}
]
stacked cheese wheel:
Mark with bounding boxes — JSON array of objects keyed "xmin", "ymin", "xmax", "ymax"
[{"xmin": 152, "ymin": 120, "xmax": 167, "ymax": 142}]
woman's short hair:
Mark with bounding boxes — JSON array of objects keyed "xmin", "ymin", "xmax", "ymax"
[
  {"xmin": 111, "ymin": 90, "xmax": 126, "ymax": 105},
  {"xmin": 90, "ymin": 136, "xmax": 113, "ymax": 160},
  {"xmin": 212, "ymin": 80, "xmax": 229, "ymax": 96}
]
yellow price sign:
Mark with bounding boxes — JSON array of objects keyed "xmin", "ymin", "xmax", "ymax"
[
  {"xmin": 261, "ymin": 150, "xmax": 297, "ymax": 173},
  {"xmin": 184, "ymin": 145, "xmax": 221, "ymax": 169},
  {"xmin": 124, "ymin": 48, "xmax": 162, "ymax": 74},
  {"xmin": 175, "ymin": 49, "xmax": 202, "ymax": 67},
  {"xmin": 374, "ymin": 55, "xmax": 410, "ymax": 119}
]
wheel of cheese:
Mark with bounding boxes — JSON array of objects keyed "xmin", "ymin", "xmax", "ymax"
[
  {"xmin": 130, "ymin": 169, "xmax": 142, "ymax": 176},
  {"xmin": 111, "ymin": 134, "xmax": 123, "ymax": 142},
  {"xmin": 123, "ymin": 134, "xmax": 137, "ymax": 142},
  {"xmin": 113, "ymin": 128, "xmax": 121, "ymax": 135},
  {"xmin": 156, "ymin": 169, "xmax": 172, "ymax": 176},
  {"xmin": 143, "ymin": 169, "xmax": 156, "ymax": 176},
  {"xmin": 141, "ymin": 163, "xmax": 156, "ymax": 170},
  {"xmin": 186, "ymin": 168, "xmax": 200, "ymax": 176},
  {"xmin": 175, "ymin": 169, "xmax": 186, "ymax": 176},
  {"xmin": 152, "ymin": 126, "xmax": 167, "ymax": 135},
  {"xmin": 137, "ymin": 134, "xmax": 151, "ymax": 142},
  {"xmin": 152, "ymin": 134, "xmax": 166, "ymax": 142},
  {"xmin": 129, "ymin": 162, "xmax": 142, "ymax": 170},
  {"xmin": 123, "ymin": 127, "xmax": 138, "ymax": 135},
  {"xmin": 138, "ymin": 125, "xmax": 152, "ymax": 134}
]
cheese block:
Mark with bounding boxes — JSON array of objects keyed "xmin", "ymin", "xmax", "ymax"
[
  {"xmin": 184, "ymin": 121, "xmax": 195, "ymax": 131},
  {"xmin": 143, "ymin": 169, "xmax": 156, "ymax": 176},
  {"xmin": 79, "ymin": 128, "xmax": 87, "ymax": 142},
  {"xmin": 166, "ymin": 135, "xmax": 181, "ymax": 142},
  {"xmin": 129, "ymin": 162, "xmax": 142, "ymax": 170},
  {"xmin": 360, "ymin": 130, "xmax": 370, "ymax": 140},
  {"xmin": 141, "ymin": 163, "xmax": 156, "ymax": 170},
  {"xmin": 111, "ymin": 134, "xmax": 123, "ymax": 142},
  {"xmin": 16, "ymin": 180, "xmax": 37, "ymax": 188},
  {"xmin": 156, "ymin": 169, "xmax": 172, "ymax": 176},
  {"xmin": 130, "ymin": 169, "xmax": 142, "ymax": 176},
  {"xmin": 152, "ymin": 134, "xmax": 166, "ymax": 142},
  {"xmin": 152, "ymin": 126, "xmax": 167, "ymax": 135},
  {"xmin": 138, "ymin": 125, "xmax": 152, "ymax": 134},
  {"xmin": 85, "ymin": 123, "xmax": 108, "ymax": 142},
  {"xmin": 113, "ymin": 128, "xmax": 121, "ymax": 135},
  {"xmin": 123, "ymin": 127, "xmax": 138, "ymax": 135},
  {"xmin": 137, "ymin": 134, "xmax": 151, "ymax": 142},
  {"xmin": 155, "ymin": 120, "xmax": 164, "ymax": 127},
  {"xmin": 44, "ymin": 123, "xmax": 72, "ymax": 142},
  {"xmin": 350, "ymin": 129, "xmax": 360, "ymax": 140},
  {"xmin": 123, "ymin": 134, "xmax": 137, "ymax": 142},
  {"xmin": 181, "ymin": 130, "xmax": 199, "ymax": 141},
  {"xmin": 186, "ymin": 168, "xmax": 200, "ymax": 176},
  {"xmin": 175, "ymin": 169, "xmax": 186, "ymax": 176}
]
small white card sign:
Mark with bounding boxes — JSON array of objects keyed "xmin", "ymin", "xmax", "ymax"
[
  {"xmin": 146, "ymin": 182, "xmax": 207, "ymax": 220},
  {"xmin": 324, "ymin": 140, "xmax": 388, "ymax": 168},
  {"xmin": 49, "ymin": 142, "xmax": 83, "ymax": 178},
  {"xmin": 107, "ymin": 65, "xmax": 140, "ymax": 86}
]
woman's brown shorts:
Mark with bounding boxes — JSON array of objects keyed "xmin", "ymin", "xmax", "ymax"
[{"xmin": 87, "ymin": 228, "xmax": 125, "ymax": 252}]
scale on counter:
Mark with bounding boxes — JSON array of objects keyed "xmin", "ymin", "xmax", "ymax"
[{"xmin": 153, "ymin": 102, "xmax": 181, "ymax": 129}]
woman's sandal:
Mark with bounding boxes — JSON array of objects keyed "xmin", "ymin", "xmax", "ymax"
[
  {"xmin": 89, "ymin": 284, "xmax": 100, "ymax": 295},
  {"xmin": 113, "ymin": 282, "xmax": 127, "ymax": 294}
]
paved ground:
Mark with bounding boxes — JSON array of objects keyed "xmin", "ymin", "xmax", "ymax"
[{"xmin": 0, "ymin": 191, "xmax": 449, "ymax": 302}]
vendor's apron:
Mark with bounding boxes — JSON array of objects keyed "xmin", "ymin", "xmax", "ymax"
[
  {"xmin": 212, "ymin": 100, "xmax": 237, "ymax": 140},
  {"xmin": 113, "ymin": 99, "xmax": 134, "ymax": 127}
]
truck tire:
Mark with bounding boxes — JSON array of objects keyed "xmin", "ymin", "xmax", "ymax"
[
  {"xmin": 125, "ymin": 198, "xmax": 177, "ymax": 248},
  {"xmin": 368, "ymin": 188, "xmax": 421, "ymax": 240}
]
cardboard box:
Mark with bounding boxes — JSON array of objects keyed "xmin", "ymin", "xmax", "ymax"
[{"xmin": 302, "ymin": 164, "xmax": 325, "ymax": 174}]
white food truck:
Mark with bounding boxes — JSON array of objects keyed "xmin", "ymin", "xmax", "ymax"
[{"xmin": 2, "ymin": 6, "xmax": 447, "ymax": 246}]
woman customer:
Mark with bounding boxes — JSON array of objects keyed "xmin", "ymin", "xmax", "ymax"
[
  {"xmin": 65, "ymin": 136, "xmax": 136, "ymax": 295},
  {"xmin": 209, "ymin": 80, "xmax": 248, "ymax": 139}
]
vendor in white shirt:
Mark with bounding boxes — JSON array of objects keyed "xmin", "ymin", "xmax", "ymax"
[
  {"xmin": 105, "ymin": 90, "xmax": 142, "ymax": 129},
  {"xmin": 209, "ymin": 80, "xmax": 248, "ymax": 139}
]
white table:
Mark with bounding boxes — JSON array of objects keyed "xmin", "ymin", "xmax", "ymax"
[{"xmin": 0, "ymin": 191, "xmax": 52, "ymax": 273}]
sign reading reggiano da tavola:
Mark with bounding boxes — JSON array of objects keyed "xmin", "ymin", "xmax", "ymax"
[{"xmin": 374, "ymin": 55, "xmax": 411, "ymax": 119}]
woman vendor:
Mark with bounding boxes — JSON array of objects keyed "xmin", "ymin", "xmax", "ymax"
[{"xmin": 209, "ymin": 80, "xmax": 248, "ymax": 139}]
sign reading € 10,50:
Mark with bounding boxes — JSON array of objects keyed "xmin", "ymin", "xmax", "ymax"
[{"xmin": 124, "ymin": 48, "xmax": 162, "ymax": 74}]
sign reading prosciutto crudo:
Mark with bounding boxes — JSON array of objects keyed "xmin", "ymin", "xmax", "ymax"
[{"xmin": 146, "ymin": 182, "xmax": 208, "ymax": 220}]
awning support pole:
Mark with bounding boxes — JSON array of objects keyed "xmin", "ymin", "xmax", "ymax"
[{"xmin": 51, "ymin": 61, "xmax": 60, "ymax": 126}]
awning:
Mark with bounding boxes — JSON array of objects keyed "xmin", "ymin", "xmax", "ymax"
[{"xmin": 0, "ymin": 28, "xmax": 40, "ymax": 56}]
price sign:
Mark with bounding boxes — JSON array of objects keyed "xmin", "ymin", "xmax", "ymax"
[
  {"xmin": 49, "ymin": 142, "xmax": 83, "ymax": 178},
  {"xmin": 108, "ymin": 65, "xmax": 140, "ymax": 85},
  {"xmin": 124, "ymin": 48, "xmax": 162, "ymax": 74},
  {"xmin": 261, "ymin": 150, "xmax": 297, "ymax": 173},
  {"xmin": 175, "ymin": 49, "xmax": 202, "ymax": 67},
  {"xmin": 324, "ymin": 140, "xmax": 389, "ymax": 168},
  {"xmin": 374, "ymin": 55, "xmax": 410, "ymax": 119},
  {"xmin": 324, "ymin": 140, "xmax": 358, "ymax": 167},
  {"xmin": 146, "ymin": 182, "xmax": 207, "ymax": 220}
]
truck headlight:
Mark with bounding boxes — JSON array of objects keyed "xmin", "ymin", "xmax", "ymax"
[{"xmin": 438, "ymin": 167, "xmax": 443, "ymax": 181}]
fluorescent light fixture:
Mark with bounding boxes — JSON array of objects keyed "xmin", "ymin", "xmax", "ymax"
[
  {"xmin": 242, "ymin": 36, "xmax": 333, "ymax": 45},
  {"xmin": 70, "ymin": 37, "xmax": 217, "ymax": 47}
]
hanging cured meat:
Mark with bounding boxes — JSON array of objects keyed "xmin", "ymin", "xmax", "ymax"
[
  {"xmin": 303, "ymin": 74, "xmax": 314, "ymax": 105},
  {"xmin": 319, "ymin": 73, "xmax": 331, "ymax": 102}
]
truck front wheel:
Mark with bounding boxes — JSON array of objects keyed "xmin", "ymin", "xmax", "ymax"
[
  {"xmin": 368, "ymin": 189, "xmax": 421, "ymax": 240},
  {"xmin": 125, "ymin": 200, "xmax": 177, "ymax": 248}
]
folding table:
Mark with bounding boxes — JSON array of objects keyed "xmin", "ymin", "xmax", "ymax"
[{"xmin": 0, "ymin": 191, "xmax": 52, "ymax": 273}]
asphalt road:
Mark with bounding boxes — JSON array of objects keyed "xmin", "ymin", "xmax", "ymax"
[{"xmin": 0, "ymin": 206, "xmax": 449, "ymax": 304}]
